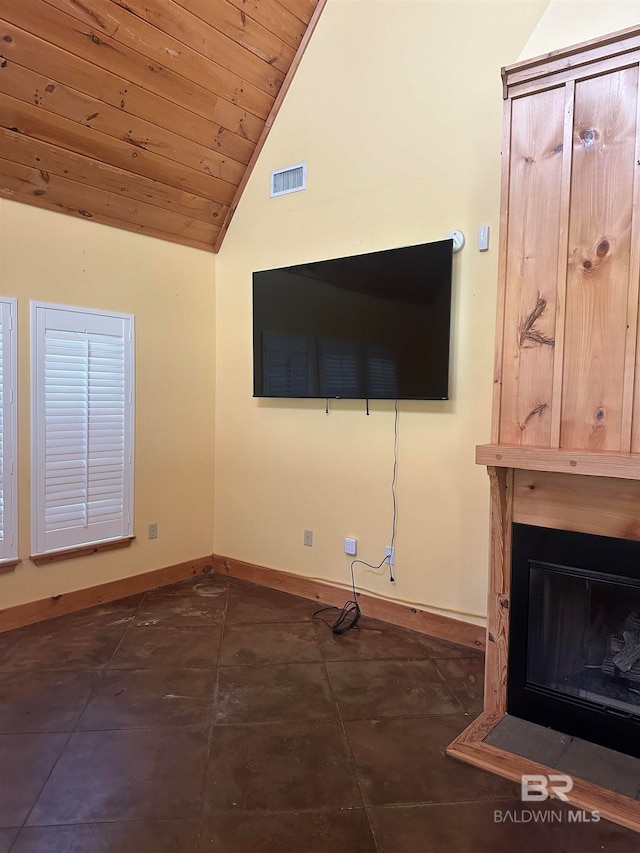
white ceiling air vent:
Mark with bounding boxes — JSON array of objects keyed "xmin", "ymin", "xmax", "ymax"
[{"xmin": 270, "ymin": 163, "xmax": 307, "ymax": 197}]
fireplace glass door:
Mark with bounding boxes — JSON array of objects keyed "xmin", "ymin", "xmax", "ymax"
[
  {"xmin": 528, "ymin": 564, "xmax": 640, "ymax": 719},
  {"xmin": 509, "ymin": 523, "xmax": 640, "ymax": 757}
]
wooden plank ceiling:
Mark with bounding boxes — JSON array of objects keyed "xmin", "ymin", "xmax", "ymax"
[{"xmin": 0, "ymin": 0, "xmax": 324, "ymax": 252}]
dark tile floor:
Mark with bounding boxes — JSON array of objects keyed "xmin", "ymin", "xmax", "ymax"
[{"xmin": 0, "ymin": 574, "xmax": 637, "ymax": 851}]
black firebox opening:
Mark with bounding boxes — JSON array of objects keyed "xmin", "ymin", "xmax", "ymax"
[{"xmin": 509, "ymin": 523, "xmax": 640, "ymax": 758}]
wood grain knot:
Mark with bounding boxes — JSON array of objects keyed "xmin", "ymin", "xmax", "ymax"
[
  {"xmin": 520, "ymin": 403, "xmax": 548, "ymax": 431},
  {"xmin": 595, "ymin": 408, "xmax": 605, "ymax": 421},
  {"xmin": 580, "ymin": 128, "xmax": 596, "ymax": 147},
  {"xmin": 90, "ymin": 34, "xmax": 102, "ymax": 45},
  {"xmin": 32, "ymin": 189, "xmax": 45, "ymax": 196},
  {"xmin": 2, "ymin": 35, "xmax": 12, "ymax": 43},
  {"xmin": 495, "ymin": 453, "xmax": 502, "ymax": 461},
  {"xmin": 596, "ymin": 239, "xmax": 610, "ymax": 257},
  {"xmin": 583, "ymin": 259, "xmax": 593, "ymax": 270},
  {"xmin": 528, "ymin": 484, "xmax": 535, "ymax": 490},
  {"xmin": 499, "ymin": 597, "xmax": 509, "ymax": 610},
  {"xmin": 519, "ymin": 296, "xmax": 554, "ymax": 347},
  {"xmin": 45, "ymin": 84, "xmax": 56, "ymax": 93},
  {"xmin": 570, "ymin": 460, "xmax": 577, "ymax": 467}
]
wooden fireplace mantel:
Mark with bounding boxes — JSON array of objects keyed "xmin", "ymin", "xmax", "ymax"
[
  {"xmin": 448, "ymin": 24, "xmax": 640, "ymax": 835},
  {"xmin": 476, "ymin": 444, "xmax": 640, "ymax": 480}
]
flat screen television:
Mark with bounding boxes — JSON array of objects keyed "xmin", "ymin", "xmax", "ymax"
[{"xmin": 252, "ymin": 239, "xmax": 453, "ymax": 400}]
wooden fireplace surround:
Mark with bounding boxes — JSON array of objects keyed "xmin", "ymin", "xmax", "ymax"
[{"xmin": 447, "ymin": 27, "xmax": 640, "ymax": 832}]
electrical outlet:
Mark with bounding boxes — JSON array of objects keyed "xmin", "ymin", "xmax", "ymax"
[
  {"xmin": 344, "ymin": 537, "xmax": 357, "ymax": 556},
  {"xmin": 304, "ymin": 529, "xmax": 313, "ymax": 547},
  {"xmin": 385, "ymin": 546, "xmax": 395, "ymax": 564},
  {"xmin": 148, "ymin": 522, "xmax": 158, "ymax": 540}
]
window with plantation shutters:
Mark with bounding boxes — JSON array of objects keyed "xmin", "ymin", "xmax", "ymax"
[
  {"xmin": 31, "ymin": 303, "xmax": 134, "ymax": 556},
  {"xmin": 0, "ymin": 298, "xmax": 17, "ymax": 563}
]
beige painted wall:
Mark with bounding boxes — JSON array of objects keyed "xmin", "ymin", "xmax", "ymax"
[
  {"xmin": 0, "ymin": 200, "xmax": 216, "ymax": 608},
  {"xmin": 213, "ymin": 0, "xmax": 549, "ymax": 626},
  {"xmin": 520, "ymin": 0, "xmax": 640, "ymax": 59}
]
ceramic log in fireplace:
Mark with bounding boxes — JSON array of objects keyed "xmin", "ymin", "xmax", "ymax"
[{"xmin": 509, "ymin": 524, "xmax": 640, "ymax": 758}]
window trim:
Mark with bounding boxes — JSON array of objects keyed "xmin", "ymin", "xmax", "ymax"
[
  {"xmin": 31, "ymin": 301, "xmax": 135, "ymax": 557},
  {"xmin": 30, "ymin": 535, "xmax": 135, "ymax": 566},
  {"xmin": 0, "ymin": 297, "xmax": 18, "ymax": 564}
]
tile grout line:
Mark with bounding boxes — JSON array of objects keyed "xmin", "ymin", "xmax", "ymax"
[
  {"xmin": 102, "ymin": 592, "xmax": 148, "ymax": 673},
  {"xmin": 313, "ymin": 614, "xmax": 383, "ymax": 853},
  {"xmin": 8, "ymin": 594, "xmax": 147, "ymax": 847},
  {"xmin": 44, "ymin": 708, "xmax": 486, "ymax": 735},
  {"xmin": 193, "ymin": 577, "xmax": 231, "ymax": 853},
  {"xmin": 430, "ymin": 658, "xmax": 473, "ymax": 716}
]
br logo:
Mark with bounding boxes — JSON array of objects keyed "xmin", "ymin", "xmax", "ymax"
[{"xmin": 521, "ymin": 774, "xmax": 573, "ymax": 802}]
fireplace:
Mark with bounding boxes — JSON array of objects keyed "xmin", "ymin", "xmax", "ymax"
[
  {"xmin": 509, "ymin": 523, "xmax": 640, "ymax": 758},
  {"xmin": 443, "ymin": 27, "xmax": 640, "ymax": 831}
]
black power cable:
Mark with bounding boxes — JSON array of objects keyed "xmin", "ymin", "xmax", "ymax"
[
  {"xmin": 314, "ymin": 555, "xmax": 390, "ymax": 634},
  {"xmin": 314, "ymin": 400, "xmax": 400, "ymax": 635},
  {"xmin": 388, "ymin": 398, "xmax": 399, "ymax": 583}
]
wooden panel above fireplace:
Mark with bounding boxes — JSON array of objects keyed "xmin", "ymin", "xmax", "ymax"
[
  {"xmin": 489, "ymin": 25, "xmax": 640, "ymax": 457},
  {"xmin": 512, "ymin": 469, "xmax": 640, "ymax": 541}
]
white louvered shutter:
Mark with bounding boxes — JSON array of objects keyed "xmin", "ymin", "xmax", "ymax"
[
  {"xmin": 0, "ymin": 299, "xmax": 17, "ymax": 562},
  {"xmin": 32, "ymin": 304, "xmax": 134, "ymax": 554}
]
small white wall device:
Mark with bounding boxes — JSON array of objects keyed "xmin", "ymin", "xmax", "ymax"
[{"xmin": 445, "ymin": 230, "xmax": 465, "ymax": 253}]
